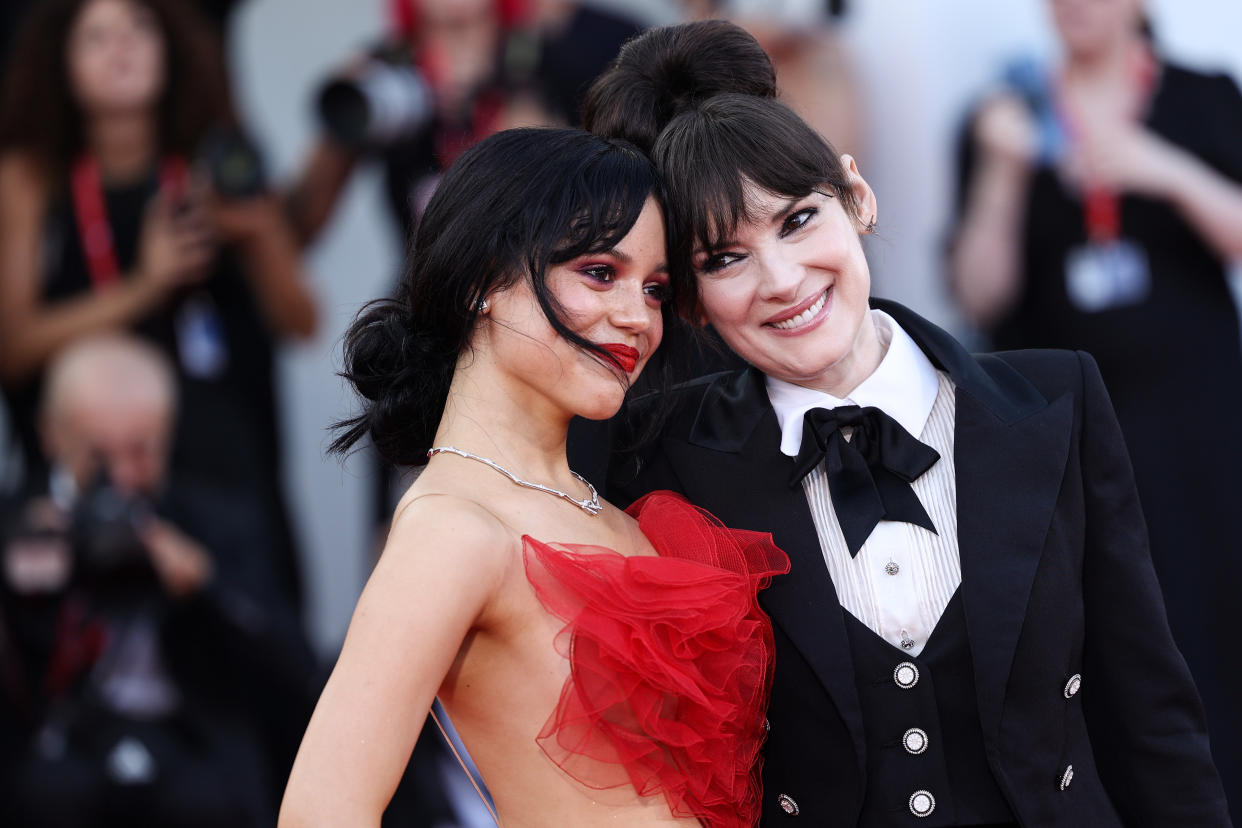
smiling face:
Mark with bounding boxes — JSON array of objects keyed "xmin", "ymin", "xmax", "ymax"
[
  {"xmin": 66, "ymin": 0, "xmax": 166, "ymax": 118},
  {"xmin": 480, "ymin": 196, "xmax": 669, "ymax": 422},
  {"xmin": 694, "ymin": 162, "xmax": 883, "ymax": 396}
]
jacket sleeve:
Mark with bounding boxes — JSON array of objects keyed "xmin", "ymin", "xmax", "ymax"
[{"xmin": 1076, "ymin": 350, "xmax": 1230, "ymax": 824}]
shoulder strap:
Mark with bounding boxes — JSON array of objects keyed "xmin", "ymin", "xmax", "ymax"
[{"xmin": 430, "ymin": 699, "xmax": 500, "ymax": 826}]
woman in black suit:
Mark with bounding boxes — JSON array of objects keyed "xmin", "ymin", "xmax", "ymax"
[{"xmin": 584, "ymin": 21, "xmax": 1229, "ymax": 827}]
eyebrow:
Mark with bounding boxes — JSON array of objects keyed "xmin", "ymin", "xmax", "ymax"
[
  {"xmin": 590, "ymin": 247, "xmax": 667, "ymax": 272},
  {"xmin": 694, "ymin": 195, "xmax": 805, "ymax": 255}
]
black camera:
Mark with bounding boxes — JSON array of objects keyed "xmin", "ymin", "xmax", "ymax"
[
  {"xmin": 316, "ymin": 42, "xmax": 434, "ymax": 149},
  {"xmin": 69, "ymin": 474, "xmax": 157, "ymax": 600},
  {"xmin": 197, "ymin": 127, "xmax": 268, "ymax": 200}
]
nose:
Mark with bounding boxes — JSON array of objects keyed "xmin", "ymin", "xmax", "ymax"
[
  {"xmin": 755, "ymin": 246, "xmax": 803, "ymax": 302},
  {"xmin": 609, "ymin": 280, "xmax": 658, "ymax": 335}
]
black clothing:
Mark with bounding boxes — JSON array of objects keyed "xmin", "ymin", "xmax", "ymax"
[
  {"xmin": 504, "ymin": 5, "xmax": 643, "ymax": 125},
  {"xmin": 608, "ymin": 300, "xmax": 1229, "ymax": 826},
  {"xmin": 0, "ymin": 169, "xmax": 303, "ymax": 608},
  {"xmin": 845, "ymin": 593, "xmax": 1013, "ymax": 826},
  {"xmin": 958, "ymin": 63, "xmax": 1242, "ymax": 815},
  {"xmin": 0, "ymin": 475, "xmax": 317, "ymax": 827}
]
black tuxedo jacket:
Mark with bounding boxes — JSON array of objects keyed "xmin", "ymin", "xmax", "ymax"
[{"xmin": 607, "ymin": 300, "xmax": 1229, "ymax": 827}]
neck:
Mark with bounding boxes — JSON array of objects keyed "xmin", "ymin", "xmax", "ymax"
[
  {"xmin": 1064, "ymin": 31, "xmax": 1144, "ymax": 84},
  {"xmin": 803, "ymin": 310, "xmax": 887, "ymax": 398},
  {"xmin": 433, "ymin": 362, "xmax": 576, "ymax": 489},
  {"xmin": 85, "ymin": 111, "xmax": 158, "ymax": 182}
]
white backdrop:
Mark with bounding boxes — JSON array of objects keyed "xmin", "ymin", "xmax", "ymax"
[{"xmin": 224, "ymin": 0, "xmax": 1242, "ymax": 653}]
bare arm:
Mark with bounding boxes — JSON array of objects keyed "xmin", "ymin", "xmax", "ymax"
[
  {"xmin": 278, "ymin": 496, "xmax": 514, "ymax": 828},
  {"xmin": 281, "ymin": 138, "xmax": 360, "ymax": 249},
  {"xmin": 1063, "ymin": 72, "xmax": 1242, "ymax": 262},
  {"xmin": 213, "ymin": 194, "xmax": 318, "ymax": 339},
  {"xmin": 0, "ymin": 154, "xmax": 212, "ymax": 384},
  {"xmin": 1109, "ymin": 134, "xmax": 1242, "ymax": 259},
  {"xmin": 948, "ymin": 96, "xmax": 1038, "ymax": 329}
]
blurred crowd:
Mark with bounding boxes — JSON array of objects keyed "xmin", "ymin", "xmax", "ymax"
[{"xmin": 0, "ymin": 0, "xmax": 1239, "ymax": 825}]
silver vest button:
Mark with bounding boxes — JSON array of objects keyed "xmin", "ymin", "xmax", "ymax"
[
  {"xmin": 909, "ymin": 789, "xmax": 936, "ymax": 817},
  {"xmin": 903, "ymin": 727, "xmax": 928, "ymax": 755},
  {"xmin": 1060, "ymin": 764, "xmax": 1074, "ymax": 791},
  {"xmin": 893, "ymin": 661, "xmax": 920, "ymax": 689},
  {"xmin": 1063, "ymin": 673, "xmax": 1082, "ymax": 699},
  {"xmin": 778, "ymin": 793, "xmax": 799, "ymax": 815}
]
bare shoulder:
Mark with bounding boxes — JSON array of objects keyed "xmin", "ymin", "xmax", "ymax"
[{"xmin": 380, "ymin": 490, "xmax": 521, "ymax": 601}]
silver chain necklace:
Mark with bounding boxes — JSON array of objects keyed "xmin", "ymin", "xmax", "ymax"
[{"xmin": 426, "ymin": 446, "xmax": 603, "ymax": 516}]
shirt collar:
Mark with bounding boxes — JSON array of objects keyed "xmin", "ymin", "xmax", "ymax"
[{"xmin": 764, "ymin": 309, "xmax": 941, "ymax": 457}]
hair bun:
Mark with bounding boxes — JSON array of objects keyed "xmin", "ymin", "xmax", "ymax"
[
  {"xmin": 332, "ymin": 297, "xmax": 454, "ymax": 467},
  {"xmin": 584, "ymin": 20, "xmax": 776, "ymax": 153}
]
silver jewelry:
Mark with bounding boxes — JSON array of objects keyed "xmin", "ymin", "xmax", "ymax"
[
  {"xmin": 426, "ymin": 446, "xmax": 603, "ymax": 516},
  {"xmin": 865, "ymin": 216, "xmax": 877, "ymax": 233},
  {"xmin": 476, "ymin": 297, "xmax": 489, "ymax": 312}
]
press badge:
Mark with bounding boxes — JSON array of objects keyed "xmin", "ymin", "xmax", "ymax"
[
  {"xmin": 1064, "ymin": 239, "xmax": 1151, "ymax": 313},
  {"xmin": 175, "ymin": 291, "xmax": 228, "ymax": 379}
]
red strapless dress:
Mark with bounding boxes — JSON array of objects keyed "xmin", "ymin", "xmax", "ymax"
[{"xmin": 522, "ymin": 491, "xmax": 790, "ymax": 828}]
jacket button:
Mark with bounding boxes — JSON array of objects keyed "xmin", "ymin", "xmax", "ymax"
[
  {"xmin": 1063, "ymin": 673, "xmax": 1082, "ymax": 699},
  {"xmin": 903, "ymin": 727, "xmax": 928, "ymax": 755},
  {"xmin": 1060, "ymin": 764, "xmax": 1074, "ymax": 791},
  {"xmin": 778, "ymin": 794, "xmax": 799, "ymax": 815},
  {"xmin": 909, "ymin": 789, "xmax": 936, "ymax": 817},
  {"xmin": 893, "ymin": 661, "xmax": 920, "ymax": 689}
]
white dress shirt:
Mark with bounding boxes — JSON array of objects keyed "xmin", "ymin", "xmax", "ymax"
[{"xmin": 765, "ymin": 310, "xmax": 961, "ymax": 656}]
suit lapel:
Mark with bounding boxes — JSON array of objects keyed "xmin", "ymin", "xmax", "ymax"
[
  {"xmin": 876, "ymin": 300, "xmax": 1075, "ymax": 740},
  {"xmin": 955, "ymin": 386, "xmax": 1073, "ymax": 738},
  {"xmin": 667, "ymin": 368, "xmax": 868, "ymax": 772}
]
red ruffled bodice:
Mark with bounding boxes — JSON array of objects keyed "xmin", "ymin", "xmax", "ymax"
[{"xmin": 522, "ymin": 491, "xmax": 790, "ymax": 828}]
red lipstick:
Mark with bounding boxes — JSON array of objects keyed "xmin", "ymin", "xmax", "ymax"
[{"xmin": 600, "ymin": 343, "xmax": 640, "ymax": 374}]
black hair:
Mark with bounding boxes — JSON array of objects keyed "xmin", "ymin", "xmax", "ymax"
[
  {"xmin": 654, "ymin": 94, "xmax": 859, "ymax": 318},
  {"xmin": 330, "ymin": 128, "xmax": 670, "ymax": 467},
  {"xmin": 582, "ymin": 19, "xmax": 777, "ymax": 155},
  {"xmin": 0, "ymin": 0, "xmax": 234, "ymax": 184},
  {"xmin": 585, "ymin": 21, "xmax": 858, "ymax": 321}
]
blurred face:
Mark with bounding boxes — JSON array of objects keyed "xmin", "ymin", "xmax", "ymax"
[
  {"xmin": 693, "ymin": 161, "xmax": 881, "ymax": 395},
  {"xmin": 482, "ymin": 197, "xmax": 668, "ymax": 421},
  {"xmin": 48, "ymin": 394, "xmax": 172, "ymax": 497},
  {"xmin": 1049, "ymin": 0, "xmax": 1144, "ymax": 57},
  {"xmin": 67, "ymin": 0, "xmax": 166, "ymax": 117}
]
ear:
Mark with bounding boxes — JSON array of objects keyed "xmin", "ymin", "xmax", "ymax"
[{"xmin": 839, "ymin": 153, "xmax": 878, "ymax": 233}]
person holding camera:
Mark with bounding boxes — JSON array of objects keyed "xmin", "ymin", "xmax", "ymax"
[
  {"xmin": 0, "ymin": 333, "xmax": 317, "ymax": 827},
  {"xmin": 0, "ymin": 0, "xmax": 316, "ymax": 609}
]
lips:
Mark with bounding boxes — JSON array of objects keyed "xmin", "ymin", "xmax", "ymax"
[
  {"xmin": 766, "ymin": 287, "xmax": 831, "ymax": 331},
  {"xmin": 600, "ymin": 343, "xmax": 640, "ymax": 374}
]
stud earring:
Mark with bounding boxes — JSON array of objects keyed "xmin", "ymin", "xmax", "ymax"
[
  {"xmin": 476, "ymin": 298, "xmax": 489, "ymax": 313},
  {"xmin": 864, "ymin": 216, "xmax": 877, "ymax": 234}
]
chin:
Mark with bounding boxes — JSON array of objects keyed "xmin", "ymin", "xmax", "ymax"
[{"xmin": 573, "ymin": 390, "xmax": 628, "ymax": 421}]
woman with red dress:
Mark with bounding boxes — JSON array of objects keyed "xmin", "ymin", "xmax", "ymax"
[{"xmin": 279, "ymin": 127, "xmax": 788, "ymax": 827}]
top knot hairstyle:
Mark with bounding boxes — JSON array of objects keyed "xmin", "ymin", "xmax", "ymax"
[
  {"xmin": 331, "ymin": 128, "xmax": 666, "ymax": 467},
  {"xmin": 582, "ymin": 19, "xmax": 777, "ymax": 155},
  {"xmin": 584, "ymin": 21, "xmax": 859, "ymax": 321}
]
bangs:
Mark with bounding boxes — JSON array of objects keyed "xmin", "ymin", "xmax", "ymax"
[
  {"xmin": 652, "ymin": 95, "xmax": 855, "ymax": 308},
  {"xmin": 547, "ymin": 143, "xmax": 659, "ymax": 265}
]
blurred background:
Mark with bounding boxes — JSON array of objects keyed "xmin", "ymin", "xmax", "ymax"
[{"xmin": 1, "ymin": 0, "xmax": 1239, "ymax": 825}]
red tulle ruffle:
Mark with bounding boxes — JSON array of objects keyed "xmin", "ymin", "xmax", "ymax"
[{"xmin": 522, "ymin": 491, "xmax": 790, "ymax": 828}]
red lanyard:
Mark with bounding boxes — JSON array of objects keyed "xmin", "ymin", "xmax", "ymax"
[
  {"xmin": 1055, "ymin": 44, "xmax": 1157, "ymax": 242},
  {"xmin": 70, "ymin": 155, "xmax": 189, "ymax": 289}
]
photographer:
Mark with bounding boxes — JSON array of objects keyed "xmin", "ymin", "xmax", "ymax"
[
  {"xmin": 0, "ymin": 334, "xmax": 317, "ymax": 827},
  {"xmin": 0, "ymin": 0, "xmax": 315, "ymax": 609}
]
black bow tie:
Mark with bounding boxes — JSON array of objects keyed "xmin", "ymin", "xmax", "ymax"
[{"xmin": 789, "ymin": 405, "xmax": 941, "ymax": 557}]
